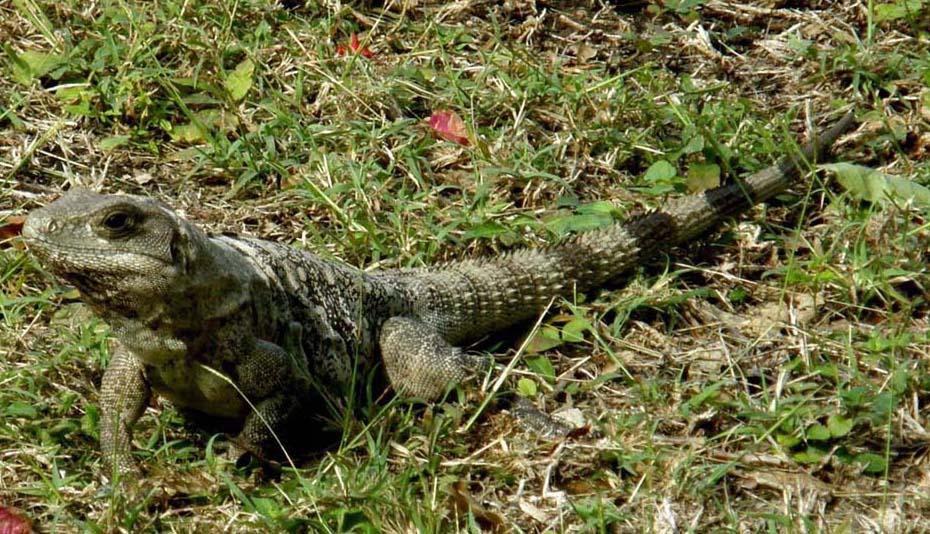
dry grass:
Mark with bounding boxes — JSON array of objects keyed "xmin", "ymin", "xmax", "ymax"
[{"xmin": 1, "ymin": 0, "xmax": 929, "ymax": 531}]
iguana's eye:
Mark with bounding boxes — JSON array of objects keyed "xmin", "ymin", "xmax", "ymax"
[{"xmin": 102, "ymin": 211, "xmax": 132, "ymax": 232}]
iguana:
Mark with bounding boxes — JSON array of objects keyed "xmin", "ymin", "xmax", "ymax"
[{"xmin": 22, "ymin": 111, "xmax": 856, "ymax": 477}]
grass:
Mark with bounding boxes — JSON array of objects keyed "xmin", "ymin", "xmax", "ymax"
[{"xmin": 1, "ymin": 0, "xmax": 930, "ymax": 531}]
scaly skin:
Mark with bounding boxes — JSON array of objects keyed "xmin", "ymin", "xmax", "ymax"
[{"xmin": 22, "ymin": 111, "xmax": 856, "ymax": 476}]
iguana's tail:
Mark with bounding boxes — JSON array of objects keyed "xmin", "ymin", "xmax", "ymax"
[{"xmin": 403, "ymin": 111, "xmax": 858, "ymax": 344}]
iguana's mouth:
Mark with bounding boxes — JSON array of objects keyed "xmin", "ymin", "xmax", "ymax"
[{"xmin": 22, "ymin": 235, "xmax": 171, "ymax": 273}]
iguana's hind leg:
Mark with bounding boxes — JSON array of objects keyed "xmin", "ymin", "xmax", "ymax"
[
  {"xmin": 379, "ymin": 317, "xmax": 490, "ymax": 399},
  {"xmin": 380, "ymin": 317, "xmax": 579, "ymax": 437}
]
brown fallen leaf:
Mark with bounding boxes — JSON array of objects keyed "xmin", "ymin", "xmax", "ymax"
[
  {"xmin": 449, "ymin": 480, "xmax": 505, "ymax": 532},
  {"xmin": 736, "ymin": 469, "xmax": 832, "ymax": 495}
]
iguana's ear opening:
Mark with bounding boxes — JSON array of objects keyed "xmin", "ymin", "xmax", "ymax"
[{"xmin": 169, "ymin": 220, "xmax": 197, "ymax": 273}]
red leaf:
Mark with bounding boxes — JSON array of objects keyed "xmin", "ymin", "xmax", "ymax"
[
  {"xmin": 428, "ymin": 110, "xmax": 470, "ymax": 146},
  {"xmin": 336, "ymin": 33, "xmax": 373, "ymax": 59},
  {"xmin": 0, "ymin": 506, "xmax": 32, "ymax": 534},
  {"xmin": 0, "ymin": 216, "xmax": 25, "ymax": 241}
]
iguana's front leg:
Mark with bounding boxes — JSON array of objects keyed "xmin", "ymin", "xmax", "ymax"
[
  {"xmin": 99, "ymin": 345, "xmax": 151, "ymax": 477},
  {"xmin": 379, "ymin": 317, "xmax": 489, "ymax": 399},
  {"xmin": 227, "ymin": 338, "xmax": 311, "ymax": 461}
]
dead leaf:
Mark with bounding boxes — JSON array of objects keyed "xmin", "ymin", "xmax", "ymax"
[
  {"xmin": 737, "ymin": 469, "xmax": 831, "ymax": 495},
  {"xmin": 553, "ymin": 407, "xmax": 587, "ymax": 430},
  {"xmin": 428, "ymin": 110, "xmax": 471, "ymax": 146},
  {"xmin": 574, "ymin": 44, "xmax": 597, "ymax": 62},
  {"xmin": 449, "ymin": 480, "xmax": 505, "ymax": 531},
  {"xmin": 518, "ymin": 499, "xmax": 548, "ymax": 522},
  {"xmin": 132, "ymin": 172, "xmax": 155, "ymax": 185}
]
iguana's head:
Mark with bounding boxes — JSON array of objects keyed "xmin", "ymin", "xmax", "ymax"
[{"xmin": 23, "ymin": 189, "xmax": 202, "ymax": 312}]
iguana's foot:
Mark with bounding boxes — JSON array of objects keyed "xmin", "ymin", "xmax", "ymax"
[
  {"xmin": 509, "ymin": 397, "xmax": 576, "ymax": 438},
  {"xmin": 379, "ymin": 316, "xmax": 490, "ymax": 399}
]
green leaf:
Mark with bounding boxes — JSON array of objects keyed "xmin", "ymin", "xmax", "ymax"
[
  {"xmin": 823, "ymin": 162, "xmax": 886, "ymax": 202},
  {"xmin": 890, "ymin": 367, "xmax": 909, "ymax": 395},
  {"xmin": 793, "ymin": 447, "xmax": 825, "ymax": 464},
  {"xmin": 683, "ymin": 381, "xmax": 722, "ymax": 413},
  {"xmin": 874, "ymin": 0, "xmax": 926, "ymax": 22},
  {"xmin": 822, "ymin": 162, "xmax": 930, "ymax": 207},
  {"xmin": 20, "ymin": 50, "xmax": 64, "ymax": 77},
  {"xmin": 546, "ymin": 212, "xmax": 613, "ymax": 236},
  {"xmin": 5, "ymin": 402, "xmax": 38, "ymax": 418},
  {"xmin": 827, "ymin": 414, "xmax": 854, "ymax": 438},
  {"xmin": 3, "ymin": 44, "xmax": 30, "ymax": 84},
  {"xmin": 680, "ymin": 133, "xmax": 704, "ymax": 155},
  {"xmin": 840, "ymin": 386, "xmax": 870, "ymax": 408},
  {"xmin": 561, "ymin": 316, "xmax": 591, "ymax": 343},
  {"xmin": 56, "ymin": 86, "xmax": 94, "ymax": 117},
  {"xmin": 869, "ymin": 391, "xmax": 896, "ymax": 424},
  {"xmin": 169, "ymin": 109, "xmax": 239, "ymax": 144},
  {"xmin": 728, "ymin": 286, "xmax": 749, "ymax": 303},
  {"xmin": 100, "ymin": 135, "xmax": 130, "ymax": 152},
  {"xmin": 644, "ymin": 160, "xmax": 677, "ymax": 183},
  {"xmin": 463, "ymin": 221, "xmax": 510, "ymax": 240},
  {"xmin": 685, "ymin": 163, "xmax": 720, "ymax": 193},
  {"xmin": 49, "ymin": 420, "xmax": 79, "ymax": 436},
  {"xmin": 776, "ymin": 433, "xmax": 801, "ymax": 449},
  {"xmin": 4, "ymin": 46, "xmax": 65, "ymax": 85},
  {"xmin": 576, "ymin": 200, "xmax": 619, "ymax": 217},
  {"xmin": 170, "ymin": 121, "xmax": 208, "ymax": 143},
  {"xmin": 525, "ymin": 355, "xmax": 556, "ymax": 382},
  {"xmin": 226, "ymin": 58, "xmax": 255, "ymax": 102},
  {"xmin": 250, "ymin": 497, "xmax": 280, "ymax": 519},
  {"xmin": 813, "ymin": 363, "xmax": 839, "ymax": 379},
  {"xmin": 525, "ymin": 325, "xmax": 563, "ymax": 354},
  {"xmin": 517, "ymin": 378, "xmax": 538, "ymax": 397},
  {"xmin": 854, "ymin": 452, "xmax": 887, "ymax": 474},
  {"xmin": 81, "ymin": 405, "xmax": 100, "ymax": 438},
  {"xmin": 806, "ymin": 424, "xmax": 831, "ymax": 441}
]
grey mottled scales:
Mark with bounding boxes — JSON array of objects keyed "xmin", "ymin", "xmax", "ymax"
[{"xmin": 22, "ymin": 111, "xmax": 856, "ymax": 476}]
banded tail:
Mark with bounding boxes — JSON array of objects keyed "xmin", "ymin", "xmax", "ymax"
[{"xmin": 395, "ymin": 111, "xmax": 858, "ymax": 344}]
